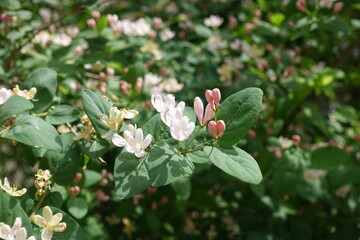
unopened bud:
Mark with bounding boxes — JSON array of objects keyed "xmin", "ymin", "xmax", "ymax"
[
  {"xmin": 248, "ymin": 129, "xmax": 256, "ymax": 138},
  {"xmin": 107, "ymin": 14, "xmax": 118, "ymax": 25},
  {"xmin": 106, "ymin": 67, "xmax": 115, "ymax": 77},
  {"xmin": 216, "ymin": 120, "xmax": 225, "ymax": 136},
  {"xmin": 292, "ymin": 135, "xmax": 301, "ymax": 144},
  {"xmin": 135, "ymin": 77, "xmax": 143, "ymax": 92},
  {"xmin": 69, "ymin": 186, "xmax": 80, "ymax": 197},
  {"xmin": 205, "ymin": 90, "xmax": 214, "ymax": 107},
  {"xmin": 73, "ymin": 173, "xmax": 83, "ymax": 183},
  {"xmin": 87, "ymin": 18, "xmax": 96, "ymax": 28},
  {"xmin": 333, "ymin": 2, "xmax": 343, "ymax": 13},
  {"xmin": 212, "ymin": 88, "xmax": 221, "ymax": 109},
  {"xmin": 203, "ymin": 104, "xmax": 215, "ymax": 125},
  {"xmin": 91, "ymin": 11, "xmax": 100, "ymax": 20},
  {"xmin": 296, "ymin": 0, "xmax": 307, "ymax": 12},
  {"xmin": 194, "ymin": 97, "xmax": 204, "ymax": 124},
  {"xmin": 153, "ymin": 17, "xmax": 163, "ymax": 29},
  {"xmin": 99, "ymin": 72, "xmax": 107, "ymax": 81},
  {"xmin": 208, "ymin": 121, "xmax": 218, "ymax": 139}
]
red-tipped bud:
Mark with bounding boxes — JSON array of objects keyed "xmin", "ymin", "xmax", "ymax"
[
  {"xmin": 212, "ymin": 88, "xmax": 221, "ymax": 108},
  {"xmin": 69, "ymin": 186, "xmax": 80, "ymax": 197},
  {"xmin": 91, "ymin": 11, "xmax": 100, "ymax": 20},
  {"xmin": 106, "ymin": 67, "xmax": 115, "ymax": 77},
  {"xmin": 203, "ymin": 104, "xmax": 215, "ymax": 125},
  {"xmin": 208, "ymin": 121, "xmax": 217, "ymax": 139},
  {"xmin": 296, "ymin": 0, "xmax": 307, "ymax": 12},
  {"xmin": 135, "ymin": 77, "xmax": 143, "ymax": 93},
  {"xmin": 216, "ymin": 120, "xmax": 225, "ymax": 136},
  {"xmin": 205, "ymin": 90, "xmax": 214, "ymax": 107},
  {"xmin": 87, "ymin": 18, "xmax": 96, "ymax": 28},
  {"xmin": 73, "ymin": 173, "xmax": 83, "ymax": 183},
  {"xmin": 333, "ymin": 2, "xmax": 343, "ymax": 13},
  {"xmin": 194, "ymin": 97, "xmax": 204, "ymax": 124}
]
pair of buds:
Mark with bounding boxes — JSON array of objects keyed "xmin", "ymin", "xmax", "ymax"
[
  {"xmin": 194, "ymin": 88, "xmax": 221, "ymax": 126},
  {"xmin": 208, "ymin": 120, "xmax": 226, "ymax": 139}
]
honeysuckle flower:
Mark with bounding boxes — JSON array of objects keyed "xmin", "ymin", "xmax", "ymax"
[
  {"xmin": 194, "ymin": 97, "xmax": 215, "ymax": 126},
  {"xmin": 204, "ymin": 15, "xmax": 223, "ymax": 28},
  {"xmin": 72, "ymin": 125, "xmax": 95, "ymax": 142},
  {"xmin": 0, "ymin": 88, "xmax": 12, "ymax": 105},
  {"xmin": 112, "ymin": 124, "xmax": 152, "ymax": 158},
  {"xmin": 144, "ymin": 73, "xmax": 162, "ymax": 87},
  {"xmin": 205, "ymin": 88, "xmax": 221, "ymax": 109},
  {"xmin": 0, "ymin": 178, "xmax": 27, "ymax": 197},
  {"xmin": 10, "ymin": 85, "xmax": 37, "ymax": 100},
  {"xmin": 31, "ymin": 206, "xmax": 66, "ymax": 240},
  {"xmin": 162, "ymin": 101, "xmax": 185, "ymax": 127},
  {"xmin": 0, "ymin": 218, "xmax": 35, "ymax": 240},
  {"xmin": 169, "ymin": 111, "xmax": 195, "ymax": 141},
  {"xmin": 140, "ymin": 41, "xmax": 163, "ymax": 60},
  {"xmin": 100, "ymin": 107, "xmax": 139, "ymax": 138},
  {"xmin": 151, "ymin": 94, "xmax": 176, "ymax": 115}
]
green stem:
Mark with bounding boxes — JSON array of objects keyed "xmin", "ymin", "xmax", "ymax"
[
  {"xmin": 184, "ymin": 126, "xmax": 203, "ymax": 149},
  {"xmin": 30, "ymin": 189, "xmax": 49, "ymax": 218}
]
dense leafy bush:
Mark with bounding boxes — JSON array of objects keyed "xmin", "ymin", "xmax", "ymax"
[{"xmin": 1, "ymin": 0, "xmax": 360, "ymax": 239}]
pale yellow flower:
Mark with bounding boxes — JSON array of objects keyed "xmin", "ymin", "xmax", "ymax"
[
  {"xmin": 140, "ymin": 41, "xmax": 164, "ymax": 60},
  {"xmin": 100, "ymin": 107, "xmax": 138, "ymax": 138},
  {"xmin": 122, "ymin": 218, "xmax": 135, "ymax": 238},
  {"xmin": 10, "ymin": 85, "xmax": 37, "ymax": 100},
  {"xmin": 73, "ymin": 125, "xmax": 96, "ymax": 142},
  {"xmin": 34, "ymin": 169, "xmax": 52, "ymax": 200},
  {"xmin": 0, "ymin": 177, "xmax": 27, "ymax": 197},
  {"xmin": 31, "ymin": 206, "xmax": 66, "ymax": 240}
]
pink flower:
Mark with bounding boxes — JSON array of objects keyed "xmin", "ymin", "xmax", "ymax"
[
  {"xmin": 91, "ymin": 11, "xmax": 100, "ymax": 20},
  {"xmin": 333, "ymin": 2, "xmax": 343, "ymax": 13},
  {"xmin": 87, "ymin": 18, "xmax": 96, "ymax": 28},
  {"xmin": 207, "ymin": 120, "xmax": 226, "ymax": 139}
]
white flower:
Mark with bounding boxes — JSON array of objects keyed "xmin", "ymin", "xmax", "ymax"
[
  {"xmin": 112, "ymin": 124, "xmax": 152, "ymax": 158},
  {"xmin": 144, "ymin": 73, "xmax": 162, "ymax": 87},
  {"xmin": 31, "ymin": 206, "xmax": 66, "ymax": 240},
  {"xmin": 0, "ymin": 178, "xmax": 27, "ymax": 197},
  {"xmin": 169, "ymin": 111, "xmax": 195, "ymax": 141},
  {"xmin": 10, "ymin": 85, "xmax": 37, "ymax": 100},
  {"xmin": 0, "ymin": 218, "xmax": 35, "ymax": 240},
  {"xmin": 160, "ymin": 29, "xmax": 175, "ymax": 41},
  {"xmin": 162, "ymin": 78, "xmax": 184, "ymax": 92},
  {"xmin": 151, "ymin": 94, "xmax": 175, "ymax": 114},
  {"xmin": 0, "ymin": 88, "xmax": 11, "ymax": 105},
  {"xmin": 204, "ymin": 15, "xmax": 223, "ymax": 28}
]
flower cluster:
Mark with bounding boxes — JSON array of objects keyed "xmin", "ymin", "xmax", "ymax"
[
  {"xmin": 151, "ymin": 94, "xmax": 195, "ymax": 141},
  {"xmin": 34, "ymin": 169, "xmax": 52, "ymax": 200},
  {"xmin": 108, "ymin": 17, "xmax": 152, "ymax": 37},
  {"xmin": 0, "ymin": 218, "xmax": 35, "ymax": 240}
]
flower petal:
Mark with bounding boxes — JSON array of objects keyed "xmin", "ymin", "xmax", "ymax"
[
  {"xmin": 112, "ymin": 134, "xmax": 127, "ymax": 147},
  {"xmin": 31, "ymin": 215, "xmax": 46, "ymax": 228},
  {"xmin": 51, "ymin": 213, "xmax": 63, "ymax": 225},
  {"xmin": 41, "ymin": 229, "xmax": 53, "ymax": 240},
  {"xmin": 42, "ymin": 206, "xmax": 53, "ymax": 223},
  {"xmin": 51, "ymin": 222, "xmax": 66, "ymax": 232}
]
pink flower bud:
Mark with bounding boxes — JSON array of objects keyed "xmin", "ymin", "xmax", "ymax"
[
  {"xmin": 120, "ymin": 81, "xmax": 131, "ymax": 95},
  {"xmin": 100, "ymin": 178, "xmax": 108, "ymax": 186},
  {"xmin": 87, "ymin": 18, "xmax": 96, "ymax": 28},
  {"xmin": 99, "ymin": 72, "xmax": 107, "ymax": 81},
  {"xmin": 101, "ymin": 169, "xmax": 107, "ymax": 177},
  {"xmin": 112, "ymin": 25, "xmax": 122, "ymax": 36},
  {"xmin": 99, "ymin": 82, "xmax": 107, "ymax": 94},
  {"xmin": 208, "ymin": 121, "xmax": 218, "ymax": 139},
  {"xmin": 0, "ymin": 13, "xmax": 13, "ymax": 23},
  {"xmin": 292, "ymin": 135, "xmax": 301, "ymax": 144},
  {"xmin": 91, "ymin": 11, "xmax": 100, "ymax": 20},
  {"xmin": 96, "ymin": 189, "xmax": 110, "ymax": 201},
  {"xmin": 151, "ymin": 201, "xmax": 157, "ymax": 211},
  {"xmin": 123, "ymin": 67, "xmax": 129, "ymax": 74},
  {"xmin": 106, "ymin": 67, "xmax": 115, "ymax": 77},
  {"xmin": 212, "ymin": 88, "xmax": 221, "ymax": 109},
  {"xmin": 229, "ymin": 16, "xmax": 237, "ymax": 28},
  {"xmin": 147, "ymin": 186, "xmax": 157, "ymax": 194},
  {"xmin": 274, "ymin": 147, "xmax": 282, "ymax": 159},
  {"xmin": 248, "ymin": 129, "xmax": 256, "ymax": 138},
  {"xmin": 107, "ymin": 14, "xmax": 118, "ymax": 25},
  {"xmin": 216, "ymin": 120, "xmax": 225, "ymax": 136},
  {"xmin": 73, "ymin": 173, "xmax": 83, "ymax": 183},
  {"xmin": 135, "ymin": 77, "xmax": 143, "ymax": 92},
  {"xmin": 356, "ymin": 152, "xmax": 360, "ymax": 162},
  {"xmin": 296, "ymin": 0, "xmax": 307, "ymax": 13},
  {"xmin": 69, "ymin": 186, "xmax": 80, "ymax": 197},
  {"xmin": 275, "ymin": 55, "xmax": 281, "ymax": 63},
  {"xmin": 194, "ymin": 97, "xmax": 204, "ymax": 124},
  {"xmin": 161, "ymin": 196, "xmax": 168, "ymax": 204},
  {"xmin": 205, "ymin": 90, "xmax": 214, "ymax": 107},
  {"xmin": 333, "ymin": 2, "xmax": 343, "ymax": 13},
  {"xmin": 149, "ymin": 30, "xmax": 157, "ymax": 40},
  {"xmin": 203, "ymin": 104, "xmax": 215, "ymax": 125},
  {"xmin": 288, "ymin": 21, "xmax": 295, "ymax": 28},
  {"xmin": 153, "ymin": 17, "xmax": 163, "ymax": 29}
]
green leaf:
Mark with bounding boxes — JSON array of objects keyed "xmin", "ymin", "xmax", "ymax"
[
  {"xmin": 0, "ymin": 95, "xmax": 34, "ymax": 125},
  {"xmin": 83, "ymin": 170, "xmax": 101, "ymax": 187},
  {"xmin": 42, "ymin": 133, "xmax": 81, "ymax": 185},
  {"xmin": 79, "ymin": 138, "xmax": 109, "ymax": 159},
  {"xmin": 45, "ymin": 105, "xmax": 81, "ymax": 125},
  {"xmin": 193, "ymin": 24, "xmax": 212, "ymax": 38},
  {"xmin": 0, "ymin": 190, "xmax": 34, "ymax": 236},
  {"xmin": 81, "ymin": 90, "xmax": 112, "ymax": 139},
  {"xmin": 106, "ymin": 40, "xmax": 129, "ymax": 52},
  {"xmin": 1, "ymin": 115, "xmax": 62, "ymax": 150},
  {"xmin": 188, "ymin": 150, "xmax": 210, "ymax": 164},
  {"xmin": 310, "ymin": 147, "xmax": 348, "ymax": 170},
  {"xmin": 22, "ymin": 67, "xmax": 57, "ymax": 113},
  {"xmin": 146, "ymin": 142, "xmax": 194, "ymax": 187},
  {"xmin": 204, "ymin": 146, "xmax": 262, "ymax": 184},
  {"xmin": 114, "ymin": 151, "xmax": 150, "ymax": 199},
  {"xmin": 67, "ymin": 197, "xmax": 88, "ymax": 219},
  {"xmin": 122, "ymin": 62, "xmax": 145, "ymax": 85},
  {"xmin": 253, "ymin": 21, "xmax": 280, "ymax": 37},
  {"xmin": 34, "ymin": 207, "xmax": 85, "ymax": 240},
  {"xmin": 171, "ymin": 177, "xmax": 191, "ymax": 200},
  {"xmin": 217, "ymin": 88, "xmax": 263, "ymax": 148},
  {"xmin": 269, "ymin": 13, "xmax": 285, "ymax": 26}
]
